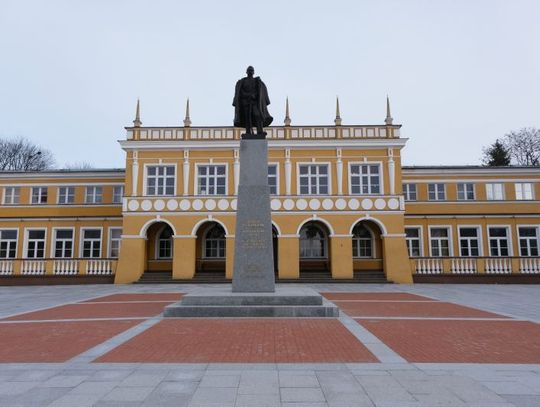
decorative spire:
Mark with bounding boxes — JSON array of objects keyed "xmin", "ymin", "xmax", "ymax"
[
  {"xmin": 183, "ymin": 98, "xmax": 192, "ymax": 127},
  {"xmin": 284, "ymin": 97, "xmax": 291, "ymax": 126},
  {"xmin": 385, "ymin": 95, "xmax": 393, "ymax": 125},
  {"xmin": 133, "ymin": 99, "xmax": 141, "ymax": 127},
  {"xmin": 334, "ymin": 96, "xmax": 342, "ymax": 126}
]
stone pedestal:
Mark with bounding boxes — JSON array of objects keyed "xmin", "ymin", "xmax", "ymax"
[{"xmin": 232, "ymin": 139, "xmax": 275, "ymax": 292}]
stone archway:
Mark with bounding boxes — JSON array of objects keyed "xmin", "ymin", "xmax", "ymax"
[
  {"xmin": 298, "ymin": 221, "xmax": 331, "ymax": 273},
  {"xmin": 351, "ymin": 219, "xmax": 384, "ymax": 274}
]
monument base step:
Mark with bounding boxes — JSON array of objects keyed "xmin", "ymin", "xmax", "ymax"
[{"xmin": 162, "ymin": 287, "xmax": 339, "ymax": 318}]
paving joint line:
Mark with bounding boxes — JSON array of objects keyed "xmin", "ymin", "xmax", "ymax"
[
  {"xmin": 350, "ymin": 316, "xmax": 519, "ymax": 321},
  {"xmin": 65, "ymin": 315, "xmax": 164, "ymax": 364},
  {"xmin": 0, "ymin": 317, "xmax": 151, "ymax": 323}
]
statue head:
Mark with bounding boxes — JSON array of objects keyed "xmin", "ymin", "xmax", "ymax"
[{"xmin": 246, "ymin": 66, "xmax": 254, "ymax": 77}]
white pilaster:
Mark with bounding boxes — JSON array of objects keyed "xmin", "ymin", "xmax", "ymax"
[
  {"xmin": 233, "ymin": 149, "xmax": 240, "ymax": 195},
  {"xmin": 285, "ymin": 148, "xmax": 292, "ymax": 195},
  {"xmin": 131, "ymin": 151, "xmax": 139, "ymax": 196},
  {"xmin": 336, "ymin": 148, "xmax": 343, "ymax": 195},
  {"xmin": 388, "ymin": 148, "xmax": 395, "ymax": 195},
  {"xmin": 183, "ymin": 150, "xmax": 190, "ymax": 196}
]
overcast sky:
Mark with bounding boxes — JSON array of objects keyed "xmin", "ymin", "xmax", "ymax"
[{"xmin": 1, "ymin": 0, "xmax": 539, "ymax": 168}]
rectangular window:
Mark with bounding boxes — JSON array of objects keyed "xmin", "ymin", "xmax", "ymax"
[
  {"xmin": 405, "ymin": 227, "xmax": 421, "ymax": 257},
  {"xmin": 457, "ymin": 183, "xmax": 475, "ymax": 200},
  {"xmin": 109, "ymin": 228, "xmax": 122, "ymax": 258},
  {"xmin": 518, "ymin": 227, "xmax": 539, "ymax": 257},
  {"xmin": 31, "ymin": 187, "xmax": 47, "ymax": 204},
  {"xmin": 299, "ymin": 164, "xmax": 329, "ymax": 195},
  {"xmin": 428, "ymin": 183, "xmax": 445, "ymax": 201},
  {"xmin": 488, "ymin": 227, "xmax": 510, "ymax": 256},
  {"xmin": 81, "ymin": 229, "xmax": 101, "ymax": 258},
  {"xmin": 350, "ymin": 164, "xmax": 380, "ymax": 194},
  {"xmin": 58, "ymin": 186, "xmax": 75, "ymax": 204},
  {"xmin": 53, "ymin": 229, "xmax": 73, "ymax": 258},
  {"xmin": 85, "ymin": 186, "xmax": 103, "ymax": 204},
  {"xmin": 146, "ymin": 165, "xmax": 176, "ymax": 196},
  {"xmin": 403, "ymin": 184, "xmax": 417, "ymax": 201},
  {"xmin": 268, "ymin": 164, "xmax": 278, "ymax": 195},
  {"xmin": 112, "ymin": 186, "xmax": 124, "ymax": 203},
  {"xmin": 515, "ymin": 183, "xmax": 534, "ymax": 200},
  {"xmin": 3, "ymin": 187, "xmax": 20, "ymax": 205},
  {"xmin": 26, "ymin": 229, "xmax": 45, "ymax": 258},
  {"xmin": 430, "ymin": 227, "xmax": 450, "ymax": 257},
  {"xmin": 197, "ymin": 165, "xmax": 226, "ymax": 195},
  {"xmin": 0, "ymin": 230, "xmax": 18, "ymax": 259},
  {"xmin": 459, "ymin": 227, "xmax": 480, "ymax": 257},
  {"xmin": 486, "ymin": 183, "xmax": 505, "ymax": 200}
]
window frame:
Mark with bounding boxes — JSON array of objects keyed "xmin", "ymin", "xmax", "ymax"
[
  {"xmin": 296, "ymin": 162, "xmax": 332, "ymax": 196},
  {"xmin": 85, "ymin": 186, "xmax": 103, "ymax": 204},
  {"xmin": 457, "ymin": 225, "xmax": 483, "ymax": 257},
  {"xmin": 516, "ymin": 225, "xmax": 540, "ymax": 257},
  {"xmin": 428, "ymin": 226, "xmax": 453, "ymax": 257},
  {"xmin": 348, "ymin": 162, "xmax": 383, "ymax": 195},
  {"xmin": 30, "ymin": 187, "xmax": 48, "ymax": 205},
  {"xmin": 457, "ymin": 183, "xmax": 476, "ymax": 201},
  {"xmin": 144, "ymin": 164, "xmax": 177, "ymax": 197},
  {"xmin": 403, "ymin": 183, "xmax": 417, "ymax": 201},
  {"xmin": 194, "ymin": 163, "xmax": 228, "ymax": 196},
  {"xmin": 112, "ymin": 185, "xmax": 124, "ymax": 204},
  {"xmin": 57, "ymin": 186, "xmax": 75, "ymax": 205},
  {"xmin": 0, "ymin": 228, "xmax": 19, "ymax": 259},
  {"xmin": 405, "ymin": 226, "xmax": 423, "ymax": 257},
  {"xmin": 3, "ymin": 186, "xmax": 20, "ymax": 205},
  {"xmin": 268, "ymin": 163, "xmax": 279, "ymax": 195},
  {"xmin": 352, "ymin": 224, "xmax": 374, "ymax": 258},
  {"xmin": 23, "ymin": 227, "xmax": 47, "ymax": 259},
  {"xmin": 427, "ymin": 183, "xmax": 446, "ymax": 201},
  {"xmin": 487, "ymin": 225, "xmax": 513, "ymax": 257},
  {"xmin": 486, "ymin": 183, "xmax": 505, "ymax": 200},
  {"xmin": 79, "ymin": 227, "xmax": 103, "ymax": 258},
  {"xmin": 51, "ymin": 227, "xmax": 75, "ymax": 258},
  {"xmin": 202, "ymin": 225, "xmax": 226, "ymax": 259},
  {"xmin": 299, "ymin": 223, "xmax": 328, "ymax": 259},
  {"xmin": 515, "ymin": 182, "xmax": 535, "ymax": 200},
  {"xmin": 108, "ymin": 227, "xmax": 122, "ymax": 258}
]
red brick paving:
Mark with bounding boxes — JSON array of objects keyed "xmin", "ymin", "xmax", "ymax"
[
  {"xmin": 95, "ymin": 319, "xmax": 378, "ymax": 363},
  {"xmin": 4, "ymin": 302, "xmax": 172, "ymax": 321},
  {"xmin": 0, "ymin": 320, "xmax": 140, "ymax": 362},
  {"xmin": 321, "ymin": 292, "xmax": 434, "ymax": 301},
  {"xmin": 336, "ymin": 301, "xmax": 506, "ymax": 318},
  {"xmin": 358, "ymin": 319, "xmax": 540, "ymax": 363},
  {"xmin": 83, "ymin": 293, "xmax": 183, "ymax": 303}
]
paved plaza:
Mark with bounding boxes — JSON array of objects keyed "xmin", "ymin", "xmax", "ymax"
[{"xmin": 0, "ymin": 284, "xmax": 539, "ymax": 406}]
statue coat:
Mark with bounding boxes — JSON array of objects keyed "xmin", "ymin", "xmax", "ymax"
[{"xmin": 233, "ymin": 77, "xmax": 273, "ymax": 128}]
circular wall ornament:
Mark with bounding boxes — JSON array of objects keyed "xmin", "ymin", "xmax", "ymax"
[
  {"xmin": 335, "ymin": 198, "xmax": 347, "ymax": 210},
  {"xmin": 348, "ymin": 198, "xmax": 360, "ymax": 210},
  {"xmin": 128, "ymin": 200, "xmax": 139, "ymax": 211},
  {"xmin": 230, "ymin": 199, "xmax": 238, "ymax": 210},
  {"xmin": 153, "ymin": 199, "xmax": 165, "ymax": 211},
  {"xmin": 218, "ymin": 199, "xmax": 229, "ymax": 210},
  {"xmin": 361, "ymin": 198, "xmax": 373, "ymax": 210},
  {"xmin": 374, "ymin": 198, "xmax": 386, "ymax": 210},
  {"xmin": 283, "ymin": 199, "xmax": 295, "ymax": 210},
  {"xmin": 141, "ymin": 200, "xmax": 152, "ymax": 211},
  {"xmin": 271, "ymin": 199, "xmax": 282, "ymax": 210},
  {"xmin": 296, "ymin": 199, "xmax": 308, "ymax": 210},
  {"xmin": 166, "ymin": 199, "xmax": 178, "ymax": 211},
  {"xmin": 387, "ymin": 198, "xmax": 400, "ymax": 210},
  {"xmin": 179, "ymin": 199, "xmax": 191, "ymax": 211},
  {"xmin": 205, "ymin": 199, "xmax": 217, "ymax": 210},
  {"xmin": 309, "ymin": 198, "xmax": 321, "ymax": 210},
  {"xmin": 322, "ymin": 198, "xmax": 334, "ymax": 210},
  {"xmin": 192, "ymin": 199, "xmax": 204, "ymax": 211}
]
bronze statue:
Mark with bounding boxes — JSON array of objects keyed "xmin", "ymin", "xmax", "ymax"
[{"xmin": 233, "ymin": 66, "xmax": 273, "ymax": 138}]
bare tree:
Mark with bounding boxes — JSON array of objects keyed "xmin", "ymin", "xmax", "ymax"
[
  {"xmin": 63, "ymin": 161, "xmax": 94, "ymax": 170},
  {"xmin": 0, "ymin": 137, "xmax": 55, "ymax": 171},
  {"xmin": 503, "ymin": 127, "xmax": 540, "ymax": 166}
]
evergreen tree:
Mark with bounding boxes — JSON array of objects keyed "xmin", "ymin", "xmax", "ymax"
[{"xmin": 482, "ymin": 139, "xmax": 511, "ymax": 166}]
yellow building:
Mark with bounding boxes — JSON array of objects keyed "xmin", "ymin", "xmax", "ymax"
[{"xmin": 1, "ymin": 100, "xmax": 539, "ymax": 285}]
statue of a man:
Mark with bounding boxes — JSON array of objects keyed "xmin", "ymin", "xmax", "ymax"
[{"xmin": 233, "ymin": 66, "xmax": 273, "ymax": 138}]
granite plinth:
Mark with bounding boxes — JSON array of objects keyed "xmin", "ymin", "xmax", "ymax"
[
  {"xmin": 232, "ymin": 138, "xmax": 275, "ymax": 293},
  {"xmin": 162, "ymin": 287, "xmax": 339, "ymax": 318}
]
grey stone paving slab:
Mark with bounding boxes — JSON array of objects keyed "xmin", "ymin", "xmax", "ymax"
[
  {"xmin": 235, "ymin": 393, "xmax": 280, "ymax": 407},
  {"xmin": 101, "ymin": 385, "xmax": 155, "ymax": 401},
  {"xmin": 503, "ymin": 394, "xmax": 540, "ymax": 407},
  {"xmin": 0, "ymin": 381, "xmax": 38, "ymax": 395},
  {"xmin": 120, "ymin": 370, "xmax": 169, "ymax": 387},
  {"xmin": 11, "ymin": 386, "xmax": 71, "ymax": 406},
  {"xmin": 47, "ymin": 393, "xmax": 103, "ymax": 407},
  {"xmin": 280, "ymin": 387, "xmax": 326, "ymax": 402},
  {"xmin": 238, "ymin": 370, "xmax": 279, "ymax": 395},
  {"xmin": 39, "ymin": 374, "xmax": 88, "ymax": 387},
  {"xmin": 199, "ymin": 374, "xmax": 240, "ymax": 387},
  {"xmin": 279, "ymin": 371, "xmax": 320, "ymax": 388}
]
